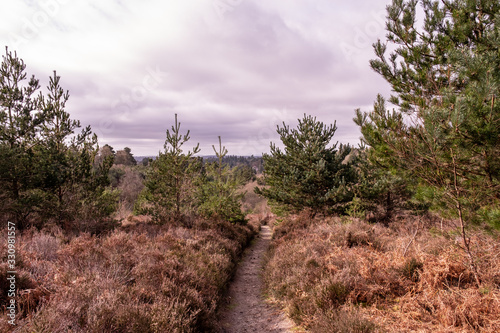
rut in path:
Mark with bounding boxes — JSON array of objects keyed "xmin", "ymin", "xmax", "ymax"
[{"xmin": 219, "ymin": 224, "xmax": 294, "ymax": 333}]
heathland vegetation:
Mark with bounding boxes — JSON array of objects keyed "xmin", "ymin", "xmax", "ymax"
[
  {"xmin": 258, "ymin": 1, "xmax": 500, "ymax": 332},
  {"xmin": 1, "ymin": 0, "xmax": 499, "ymax": 332},
  {"xmin": 0, "ymin": 47, "xmax": 260, "ymax": 331}
]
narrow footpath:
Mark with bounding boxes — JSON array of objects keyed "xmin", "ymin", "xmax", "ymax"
[{"xmin": 219, "ymin": 224, "xmax": 294, "ymax": 333}]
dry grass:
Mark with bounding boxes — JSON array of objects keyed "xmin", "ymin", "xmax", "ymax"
[
  {"xmin": 263, "ymin": 211, "xmax": 500, "ymax": 332},
  {"xmin": 0, "ymin": 218, "xmax": 258, "ymax": 332}
]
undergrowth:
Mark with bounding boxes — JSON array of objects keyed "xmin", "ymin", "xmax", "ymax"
[
  {"xmin": 264, "ymin": 211, "xmax": 500, "ymax": 332},
  {"xmin": 0, "ymin": 218, "xmax": 258, "ymax": 332}
]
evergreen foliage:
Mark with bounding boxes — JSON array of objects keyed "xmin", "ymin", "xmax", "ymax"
[
  {"xmin": 356, "ymin": 0, "xmax": 500, "ymax": 222},
  {"xmin": 198, "ymin": 136, "xmax": 245, "ymax": 223},
  {"xmin": 37, "ymin": 71, "xmax": 114, "ymax": 224},
  {"xmin": 114, "ymin": 147, "xmax": 137, "ymax": 166},
  {"xmin": 355, "ymin": 0, "xmax": 500, "ymax": 285},
  {"xmin": 204, "ymin": 155, "xmax": 263, "ymax": 174},
  {"xmin": 0, "ymin": 48, "xmax": 116, "ymax": 230},
  {"xmin": 256, "ymin": 114, "xmax": 356, "ymax": 214},
  {"xmin": 348, "ymin": 147, "xmax": 415, "ymax": 221},
  {"xmin": 0, "ymin": 47, "xmax": 43, "ymax": 228},
  {"xmin": 141, "ymin": 114, "xmax": 201, "ymax": 224}
]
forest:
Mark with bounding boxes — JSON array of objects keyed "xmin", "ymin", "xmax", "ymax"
[{"xmin": 1, "ymin": 0, "xmax": 499, "ymax": 332}]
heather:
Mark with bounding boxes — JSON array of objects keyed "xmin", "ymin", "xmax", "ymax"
[
  {"xmin": 263, "ymin": 212, "xmax": 500, "ymax": 332},
  {"xmin": 0, "ymin": 218, "xmax": 258, "ymax": 332}
]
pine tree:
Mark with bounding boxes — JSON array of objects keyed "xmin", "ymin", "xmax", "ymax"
[
  {"xmin": 256, "ymin": 114, "xmax": 356, "ymax": 215},
  {"xmin": 37, "ymin": 71, "xmax": 115, "ymax": 225},
  {"xmin": 355, "ymin": 0, "xmax": 500, "ymax": 285},
  {"xmin": 142, "ymin": 114, "xmax": 201, "ymax": 224},
  {"xmin": 0, "ymin": 47, "xmax": 43, "ymax": 228},
  {"xmin": 348, "ymin": 146, "xmax": 415, "ymax": 222},
  {"xmin": 198, "ymin": 136, "xmax": 245, "ymax": 223},
  {"xmin": 0, "ymin": 50, "xmax": 115, "ymax": 229}
]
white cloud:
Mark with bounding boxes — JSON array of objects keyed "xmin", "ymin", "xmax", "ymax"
[{"xmin": 1, "ymin": 0, "xmax": 392, "ymax": 156}]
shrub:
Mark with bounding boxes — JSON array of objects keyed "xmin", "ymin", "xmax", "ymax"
[
  {"xmin": 312, "ymin": 308, "xmax": 377, "ymax": 333},
  {"xmin": 256, "ymin": 114, "xmax": 356, "ymax": 215}
]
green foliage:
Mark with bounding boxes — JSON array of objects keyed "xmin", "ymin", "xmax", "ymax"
[
  {"xmin": 140, "ymin": 114, "xmax": 201, "ymax": 224},
  {"xmin": 355, "ymin": 0, "xmax": 500, "ymax": 285},
  {"xmin": 256, "ymin": 114, "xmax": 356, "ymax": 214},
  {"xmin": 232, "ymin": 164, "xmax": 256, "ymax": 184},
  {"xmin": 204, "ymin": 155, "xmax": 263, "ymax": 174},
  {"xmin": 345, "ymin": 196, "xmax": 365, "ymax": 219},
  {"xmin": 36, "ymin": 71, "xmax": 114, "ymax": 224},
  {"xmin": 197, "ymin": 137, "xmax": 245, "ymax": 223},
  {"xmin": 476, "ymin": 206, "xmax": 500, "ymax": 230},
  {"xmin": 349, "ymin": 147, "xmax": 415, "ymax": 221},
  {"xmin": 0, "ymin": 48, "xmax": 115, "ymax": 229},
  {"xmin": 356, "ymin": 0, "xmax": 500, "ymax": 223},
  {"xmin": 108, "ymin": 166, "xmax": 126, "ymax": 188}
]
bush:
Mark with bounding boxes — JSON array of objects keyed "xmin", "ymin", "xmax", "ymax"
[{"xmin": 312, "ymin": 308, "xmax": 377, "ymax": 333}]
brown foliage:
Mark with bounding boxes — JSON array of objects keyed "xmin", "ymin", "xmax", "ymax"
[
  {"xmin": 264, "ymin": 213, "xmax": 500, "ymax": 332},
  {"xmin": 0, "ymin": 218, "xmax": 257, "ymax": 332}
]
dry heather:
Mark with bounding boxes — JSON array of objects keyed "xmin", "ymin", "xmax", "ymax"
[
  {"xmin": 264, "ymin": 212, "xmax": 500, "ymax": 332},
  {"xmin": 0, "ymin": 218, "xmax": 258, "ymax": 332}
]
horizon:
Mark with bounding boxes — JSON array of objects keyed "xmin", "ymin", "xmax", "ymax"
[{"xmin": 2, "ymin": 0, "xmax": 393, "ymax": 156}]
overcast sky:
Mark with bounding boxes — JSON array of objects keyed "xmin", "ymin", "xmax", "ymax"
[{"xmin": 1, "ymin": 0, "xmax": 394, "ymax": 156}]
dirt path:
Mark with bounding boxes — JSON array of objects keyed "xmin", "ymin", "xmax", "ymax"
[{"xmin": 219, "ymin": 224, "xmax": 294, "ymax": 333}]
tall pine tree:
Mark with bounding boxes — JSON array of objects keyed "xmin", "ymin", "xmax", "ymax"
[{"xmin": 0, "ymin": 50, "xmax": 115, "ymax": 229}]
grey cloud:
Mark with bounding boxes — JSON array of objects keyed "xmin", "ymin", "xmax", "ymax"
[{"xmin": 1, "ymin": 0, "xmax": 393, "ymax": 156}]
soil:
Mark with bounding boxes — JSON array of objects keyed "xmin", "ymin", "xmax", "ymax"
[{"xmin": 219, "ymin": 222, "xmax": 294, "ymax": 333}]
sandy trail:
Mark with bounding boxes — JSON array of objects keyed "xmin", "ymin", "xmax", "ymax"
[{"xmin": 219, "ymin": 224, "xmax": 294, "ymax": 333}]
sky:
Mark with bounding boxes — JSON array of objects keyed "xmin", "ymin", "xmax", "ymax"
[{"xmin": 1, "ymin": 0, "xmax": 394, "ymax": 156}]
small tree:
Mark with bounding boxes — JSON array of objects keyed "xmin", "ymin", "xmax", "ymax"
[
  {"xmin": 256, "ymin": 114, "xmax": 356, "ymax": 215},
  {"xmin": 114, "ymin": 147, "xmax": 137, "ymax": 166},
  {"xmin": 198, "ymin": 136, "xmax": 245, "ymax": 223},
  {"xmin": 37, "ymin": 71, "xmax": 115, "ymax": 226},
  {"xmin": 142, "ymin": 114, "xmax": 201, "ymax": 223},
  {"xmin": 0, "ymin": 47, "xmax": 42, "ymax": 228},
  {"xmin": 356, "ymin": 0, "xmax": 500, "ymax": 285}
]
